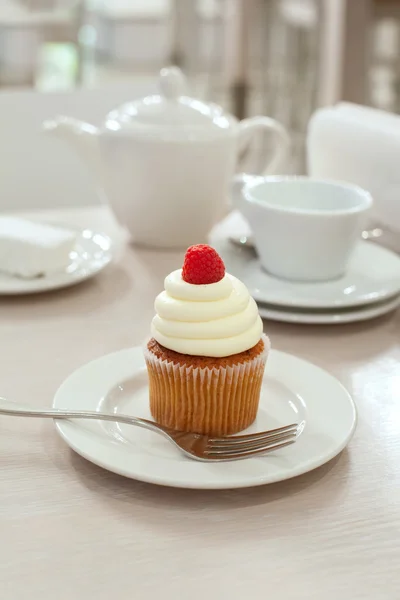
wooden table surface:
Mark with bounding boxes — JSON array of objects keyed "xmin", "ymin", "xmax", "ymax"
[{"xmin": 1, "ymin": 206, "xmax": 399, "ymax": 600}]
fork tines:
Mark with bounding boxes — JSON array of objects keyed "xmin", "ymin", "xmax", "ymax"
[{"xmin": 205, "ymin": 423, "xmax": 298, "ymax": 458}]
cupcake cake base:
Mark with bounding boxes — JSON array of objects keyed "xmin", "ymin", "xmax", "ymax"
[{"xmin": 145, "ymin": 335, "xmax": 270, "ymax": 436}]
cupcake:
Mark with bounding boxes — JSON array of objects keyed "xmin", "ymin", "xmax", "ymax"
[{"xmin": 144, "ymin": 244, "xmax": 269, "ymax": 436}]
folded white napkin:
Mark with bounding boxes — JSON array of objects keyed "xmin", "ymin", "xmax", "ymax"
[
  {"xmin": 0, "ymin": 217, "xmax": 77, "ymax": 278},
  {"xmin": 307, "ymin": 102, "xmax": 400, "ymax": 232}
]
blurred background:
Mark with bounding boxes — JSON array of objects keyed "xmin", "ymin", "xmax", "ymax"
[{"xmin": 1, "ymin": 0, "xmax": 400, "ymax": 174}]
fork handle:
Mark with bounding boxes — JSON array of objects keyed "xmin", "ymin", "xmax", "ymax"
[{"xmin": 0, "ymin": 397, "xmax": 164, "ymax": 435}]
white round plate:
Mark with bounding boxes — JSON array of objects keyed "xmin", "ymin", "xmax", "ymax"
[
  {"xmin": 0, "ymin": 229, "xmax": 112, "ymax": 294},
  {"xmin": 53, "ymin": 346, "xmax": 357, "ymax": 490},
  {"xmin": 258, "ymin": 294, "xmax": 400, "ymax": 324},
  {"xmin": 216, "ymin": 239, "xmax": 400, "ymax": 309}
]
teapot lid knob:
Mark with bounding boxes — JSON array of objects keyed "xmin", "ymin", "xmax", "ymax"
[{"xmin": 159, "ymin": 66, "xmax": 186, "ymax": 100}]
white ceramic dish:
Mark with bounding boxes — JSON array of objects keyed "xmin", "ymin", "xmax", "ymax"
[
  {"xmin": 258, "ymin": 294, "xmax": 400, "ymax": 324},
  {"xmin": 53, "ymin": 346, "xmax": 357, "ymax": 490},
  {"xmin": 217, "ymin": 239, "xmax": 400, "ymax": 309},
  {"xmin": 0, "ymin": 229, "xmax": 112, "ymax": 294},
  {"xmin": 44, "ymin": 67, "xmax": 289, "ymax": 249}
]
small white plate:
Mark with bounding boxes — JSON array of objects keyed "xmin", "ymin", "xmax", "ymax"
[
  {"xmin": 258, "ymin": 294, "xmax": 400, "ymax": 324},
  {"xmin": 53, "ymin": 346, "xmax": 357, "ymax": 490},
  {"xmin": 0, "ymin": 229, "xmax": 112, "ymax": 295},
  {"xmin": 216, "ymin": 239, "xmax": 400, "ymax": 309}
]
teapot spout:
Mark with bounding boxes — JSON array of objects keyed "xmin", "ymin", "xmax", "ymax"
[{"xmin": 43, "ymin": 116, "xmax": 102, "ymax": 182}]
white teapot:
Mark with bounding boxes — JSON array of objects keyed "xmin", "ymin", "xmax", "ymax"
[{"xmin": 44, "ymin": 67, "xmax": 290, "ymax": 248}]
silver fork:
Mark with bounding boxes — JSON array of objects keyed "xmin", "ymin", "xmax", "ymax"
[{"xmin": 0, "ymin": 399, "xmax": 298, "ymax": 462}]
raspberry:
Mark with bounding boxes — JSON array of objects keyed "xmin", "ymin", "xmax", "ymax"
[{"xmin": 182, "ymin": 244, "xmax": 225, "ymax": 285}]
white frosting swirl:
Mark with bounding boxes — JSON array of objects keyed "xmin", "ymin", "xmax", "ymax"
[{"xmin": 151, "ymin": 269, "xmax": 263, "ymax": 357}]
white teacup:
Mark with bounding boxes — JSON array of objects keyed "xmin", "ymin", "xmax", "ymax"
[{"xmin": 233, "ymin": 175, "xmax": 373, "ymax": 282}]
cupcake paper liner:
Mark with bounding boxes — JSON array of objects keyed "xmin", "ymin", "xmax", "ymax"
[{"xmin": 144, "ymin": 335, "xmax": 270, "ymax": 436}]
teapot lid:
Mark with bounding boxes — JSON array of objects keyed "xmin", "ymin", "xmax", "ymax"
[{"xmin": 105, "ymin": 67, "xmax": 236, "ymax": 140}]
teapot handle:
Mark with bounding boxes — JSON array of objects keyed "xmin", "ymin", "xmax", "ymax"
[
  {"xmin": 236, "ymin": 116, "xmax": 290, "ymax": 176},
  {"xmin": 231, "ymin": 116, "xmax": 290, "ymax": 211}
]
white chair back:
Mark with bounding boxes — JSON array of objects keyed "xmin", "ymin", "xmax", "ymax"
[{"xmin": 0, "ymin": 83, "xmax": 153, "ymax": 211}]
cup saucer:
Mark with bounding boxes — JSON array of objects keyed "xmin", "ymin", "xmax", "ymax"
[
  {"xmin": 257, "ymin": 294, "xmax": 400, "ymax": 325},
  {"xmin": 214, "ymin": 238, "xmax": 400, "ymax": 309}
]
